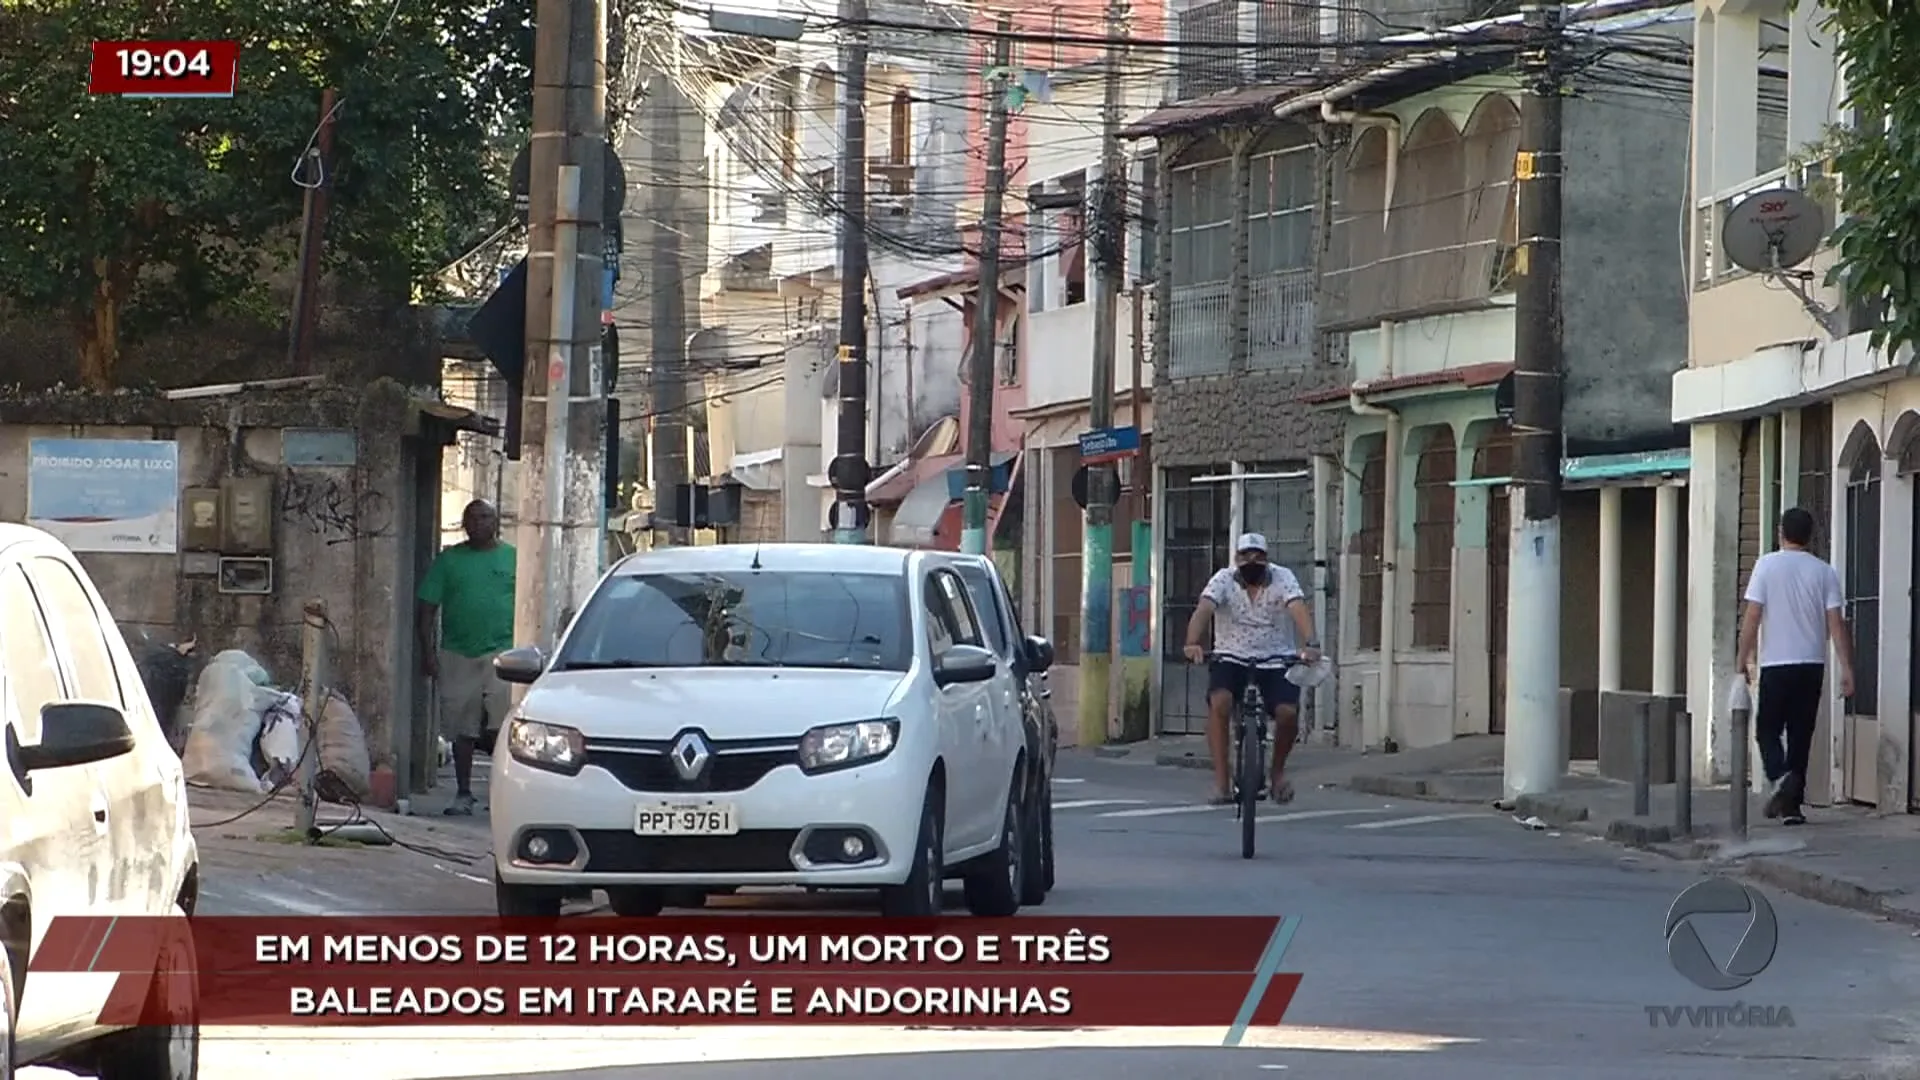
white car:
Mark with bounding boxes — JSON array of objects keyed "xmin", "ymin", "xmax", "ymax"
[
  {"xmin": 0, "ymin": 525, "xmax": 202, "ymax": 1080},
  {"xmin": 487, "ymin": 543, "xmax": 1057, "ymax": 917}
]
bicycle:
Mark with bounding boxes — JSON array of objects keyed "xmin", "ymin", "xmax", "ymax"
[{"xmin": 1199, "ymin": 651, "xmax": 1326, "ymax": 859}]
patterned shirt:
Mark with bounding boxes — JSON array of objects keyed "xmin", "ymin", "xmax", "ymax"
[{"xmin": 1201, "ymin": 566, "xmax": 1306, "ymax": 666}]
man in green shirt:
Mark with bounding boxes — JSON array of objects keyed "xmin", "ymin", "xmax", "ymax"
[{"xmin": 417, "ymin": 499, "xmax": 516, "ymax": 815}]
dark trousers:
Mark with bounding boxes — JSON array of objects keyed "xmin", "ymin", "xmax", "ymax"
[{"xmin": 1756, "ymin": 663, "xmax": 1824, "ymax": 811}]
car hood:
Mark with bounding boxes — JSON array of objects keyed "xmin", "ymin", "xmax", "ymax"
[{"xmin": 520, "ymin": 667, "xmax": 909, "ymax": 740}]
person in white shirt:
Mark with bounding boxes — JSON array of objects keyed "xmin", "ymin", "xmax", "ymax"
[
  {"xmin": 1736, "ymin": 506, "xmax": 1855, "ymax": 826},
  {"xmin": 1181, "ymin": 533, "xmax": 1323, "ymax": 805}
]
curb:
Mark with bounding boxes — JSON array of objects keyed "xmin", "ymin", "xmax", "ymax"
[
  {"xmin": 1092, "ymin": 746, "xmax": 1134, "ymax": 760},
  {"xmin": 1346, "ymin": 773, "xmax": 1497, "ymax": 805}
]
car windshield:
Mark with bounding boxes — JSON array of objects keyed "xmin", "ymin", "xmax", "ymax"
[{"xmin": 554, "ymin": 569, "xmax": 909, "ymax": 672}]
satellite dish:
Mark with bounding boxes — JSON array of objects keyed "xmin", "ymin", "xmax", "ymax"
[{"xmin": 1721, "ymin": 188, "xmax": 1825, "ymax": 273}]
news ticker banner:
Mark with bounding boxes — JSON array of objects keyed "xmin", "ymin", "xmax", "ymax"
[{"xmin": 37, "ymin": 916, "xmax": 1303, "ymax": 1041}]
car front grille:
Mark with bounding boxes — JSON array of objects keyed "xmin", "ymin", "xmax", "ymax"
[
  {"xmin": 584, "ymin": 732, "xmax": 799, "ymax": 794},
  {"xmin": 577, "ymin": 829, "xmax": 801, "ymax": 873}
]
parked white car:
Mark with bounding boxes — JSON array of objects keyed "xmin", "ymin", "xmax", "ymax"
[
  {"xmin": 488, "ymin": 543, "xmax": 1057, "ymax": 917},
  {"xmin": 0, "ymin": 524, "xmax": 202, "ymax": 1080}
]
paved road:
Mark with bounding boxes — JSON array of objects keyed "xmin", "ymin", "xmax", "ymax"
[{"xmin": 162, "ymin": 752, "xmax": 1920, "ymax": 1080}]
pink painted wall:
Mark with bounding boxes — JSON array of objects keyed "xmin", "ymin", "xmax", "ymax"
[{"xmin": 954, "ymin": 5, "xmax": 1168, "ymax": 456}]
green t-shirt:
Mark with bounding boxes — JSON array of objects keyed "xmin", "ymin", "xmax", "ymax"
[{"xmin": 418, "ymin": 541, "xmax": 517, "ymax": 657}]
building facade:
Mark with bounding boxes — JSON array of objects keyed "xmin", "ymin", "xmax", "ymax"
[{"xmin": 1671, "ymin": 0, "xmax": 1912, "ymax": 808}]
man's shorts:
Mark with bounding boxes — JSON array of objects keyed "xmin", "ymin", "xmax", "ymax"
[
  {"xmin": 438, "ymin": 649, "xmax": 508, "ymax": 741},
  {"xmin": 1207, "ymin": 658, "xmax": 1302, "ymax": 711}
]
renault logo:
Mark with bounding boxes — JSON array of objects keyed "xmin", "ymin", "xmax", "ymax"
[{"xmin": 670, "ymin": 731, "xmax": 711, "ymax": 781}]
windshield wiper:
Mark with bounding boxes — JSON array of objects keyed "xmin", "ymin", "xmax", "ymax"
[{"xmin": 554, "ymin": 659, "xmax": 665, "ymax": 671}]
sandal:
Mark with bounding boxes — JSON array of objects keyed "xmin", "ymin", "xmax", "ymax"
[{"xmin": 1269, "ymin": 777, "xmax": 1295, "ymax": 804}]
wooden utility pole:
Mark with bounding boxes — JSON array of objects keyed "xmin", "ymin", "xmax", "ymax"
[
  {"xmin": 287, "ymin": 88, "xmax": 337, "ymax": 374},
  {"xmin": 830, "ymin": 0, "xmax": 874, "ymax": 544},
  {"xmin": 960, "ymin": 17, "xmax": 1014, "ymax": 556},
  {"xmin": 1504, "ymin": 2, "xmax": 1567, "ymax": 798}
]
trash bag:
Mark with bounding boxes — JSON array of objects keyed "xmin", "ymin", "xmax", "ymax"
[
  {"xmin": 181, "ymin": 650, "xmax": 284, "ymax": 792},
  {"xmin": 123, "ymin": 630, "xmax": 196, "ymax": 745},
  {"xmin": 257, "ymin": 692, "xmax": 302, "ymax": 787},
  {"xmin": 317, "ymin": 691, "xmax": 372, "ymax": 800}
]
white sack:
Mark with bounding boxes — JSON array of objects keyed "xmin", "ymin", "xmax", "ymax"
[
  {"xmin": 318, "ymin": 691, "xmax": 372, "ymax": 800},
  {"xmin": 182, "ymin": 649, "xmax": 283, "ymax": 792}
]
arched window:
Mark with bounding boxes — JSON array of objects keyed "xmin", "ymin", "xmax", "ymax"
[
  {"xmin": 1842, "ymin": 424, "xmax": 1881, "ymax": 716},
  {"xmin": 1390, "ymin": 109, "xmax": 1466, "ymax": 313},
  {"xmin": 1474, "ymin": 425, "xmax": 1515, "ymax": 734},
  {"xmin": 1354, "ymin": 440, "xmax": 1387, "ymax": 651},
  {"xmin": 1412, "ymin": 428, "xmax": 1457, "ymax": 648},
  {"xmin": 1461, "ymin": 95, "xmax": 1522, "ymax": 294},
  {"xmin": 1330, "ymin": 126, "xmax": 1389, "ymax": 327}
]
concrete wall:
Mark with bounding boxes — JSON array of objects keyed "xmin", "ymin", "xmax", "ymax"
[
  {"xmin": 0, "ymin": 382, "xmax": 427, "ymax": 784},
  {"xmin": 1562, "ymin": 87, "xmax": 1694, "ymax": 454}
]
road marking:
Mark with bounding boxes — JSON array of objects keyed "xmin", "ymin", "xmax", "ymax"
[
  {"xmin": 1052, "ymin": 777, "xmax": 1086, "ymax": 785},
  {"xmin": 1255, "ymin": 808, "xmax": 1389, "ymax": 824},
  {"xmin": 1097, "ymin": 804, "xmax": 1224, "ymax": 819},
  {"xmin": 1346, "ymin": 813, "xmax": 1487, "ymax": 830},
  {"xmin": 1053, "ymin": 798, "xmax": 1148, "ymax": 810}
]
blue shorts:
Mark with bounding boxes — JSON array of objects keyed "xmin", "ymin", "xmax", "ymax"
[{"xmin": 1207, "ymin": 658, "xmax": 1301, "ymax": 710}]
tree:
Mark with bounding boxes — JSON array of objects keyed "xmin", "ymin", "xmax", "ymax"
[
  {"xmin": 1815, "ymin": 2, "xmax": 1920, "ymax": 362},
  {"xmin": 0, "ymin": 0, "xmax": 533, "ymax": 389}
]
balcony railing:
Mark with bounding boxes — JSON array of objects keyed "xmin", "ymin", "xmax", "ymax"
[
  {"xmin": 1169, "ymin": 280, "xmax": 1231, "ymax": 377},
  {"xmin": 1693, "ymin": 162, "xmax": 1836, "ymax": 290},
  {"xmin": 1248, "ymin": 269, "xmax": 1315, "ymax": 369}
]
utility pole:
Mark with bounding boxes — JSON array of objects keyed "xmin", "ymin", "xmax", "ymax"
[
  {"xmin": 1077, "ymin": 0, "xmax": 1128, "ymax": 747},
  {"xmin": 287, "ymin": 88, "xmax": 337, "ymax": 374},
  {"xmin": 830, "ymin": 0, "xmax": 873, "ymax": 544},
  {"xmin": 515, "ymin": 0, "xmax": 609, "ymax": 651},
  {"xmin": 960, "ymin": 16, "xmax": 1014, "ymax": 556},
  {"xmin": 1504, "ymin": 2, "xmax": 1566, "ymax": 799},
  {"xmin": 646, "ymin": 67, "xmax": 692, "ymax": 546}
]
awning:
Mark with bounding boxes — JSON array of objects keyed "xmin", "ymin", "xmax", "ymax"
[
  {"xmin": 888, "ymin": 473, "xmax": 957, "ymax": 547},
  {"xmin": 885, "ymin": 450, "xmax": 1025, "ymax": 549},
  {"xmin": 1449, "ymin": 449, "xmax": 1691, "ymax": 489},
  {"xmin": 728, "ymin": 447, "xmax": 783, "ymax": 491},
  {"xmin": 1299, "ymin": 362, "xmax": 1513, "ymax": 407}
]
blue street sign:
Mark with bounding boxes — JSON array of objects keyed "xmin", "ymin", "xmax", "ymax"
[{"xmin": 1078, "ymin": 425, "xmax": 1141, "ymax": 463}]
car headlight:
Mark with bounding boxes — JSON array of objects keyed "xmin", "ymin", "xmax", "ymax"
[
  {"xmin": 798, "ymin": 719, "xmax": 898, "ymax": 774},
  {"xmin": 507, "ymin": 718, "xmax": 587, "ymax": 775}
]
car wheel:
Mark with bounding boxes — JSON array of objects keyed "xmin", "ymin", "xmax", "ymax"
[
  {"xmin": 494, "ymin": 868, "xmax": 564, "ymax": 918},
  {"xmin": 880, "ymin": 787, "xmax": 944, "ymax": 917},
  {"xmin": 95, "ymin": 907, "xmax": 197, "ymax": 1080},
  {"xmin": 963, "ymin": 783, "xmax": 1023, "ymax": 917},
  {"xmin": 1019, "ymin": 780, "xmax": 1048, "ymax": 906},
  {"xmin": 606, "ymin": 888, "xmax": 666, "ymax": 917}
]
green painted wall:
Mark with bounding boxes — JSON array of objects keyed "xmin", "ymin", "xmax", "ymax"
[{"xmin": 1338, "ymin": 390, "xmax": 1506, "ymax": 549}]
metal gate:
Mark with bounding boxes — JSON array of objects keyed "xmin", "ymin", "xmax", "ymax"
[
  {"xmin": 1157, "ymin": 462, "xmax": 1313, "ymax": 736},
  {"xmin": 1160, "ymin": 467, "xmax": 1230, "ymax": 735},
  {"xmin": 1475, "ymin": 430, "xmax": 1513, "ymax": 734}
]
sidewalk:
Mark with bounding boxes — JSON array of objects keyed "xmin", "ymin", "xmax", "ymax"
[{"xmin": 1310, "ymin": 735, "xmax": 1920, "ymax": 928}]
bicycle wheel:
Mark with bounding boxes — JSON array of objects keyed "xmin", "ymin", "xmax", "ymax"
[{"xmin": 1239, "ymin": 710, "xmax": 1261, "ymax": 859}]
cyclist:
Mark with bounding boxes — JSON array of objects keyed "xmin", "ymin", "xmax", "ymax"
[{"xmin": 1181, "ymin": 532, "xmax": 1322, "ymax": 806}]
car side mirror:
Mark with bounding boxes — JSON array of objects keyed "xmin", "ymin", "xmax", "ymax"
[
  {"xmin": 933, "ymin": 644, "xmax": 999, "ymax": 687},
  {"xmin": 493, "ymin": 647, "xmax": 548, "ymax": 685},
  {"xmin": 1023, "ymin": 635, "xmax": 1055, "ymax": 674},
  {"xmin": 11, "ymin": 703, "xmax": 136, "ymax": 774}
]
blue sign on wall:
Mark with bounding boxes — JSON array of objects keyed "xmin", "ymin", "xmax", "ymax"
[{"xmin": 1078, "ymin": 425, "xmax": 1141, "ymax": 464}]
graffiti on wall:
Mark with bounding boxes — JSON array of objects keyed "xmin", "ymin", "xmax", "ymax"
[
  {"xmin": 281, "ymin": 470, "xmax": 393, "ymax": 545},
  {"xmin": 1120, "ymin": 585, "xmax": 1152, "ymax": 657}
]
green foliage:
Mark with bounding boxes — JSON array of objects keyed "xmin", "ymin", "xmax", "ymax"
[
  {"xmin": 0, "ymin": 0, "xmax": 532, "ymax": 386},
  {"xmin": 1815, "ymin": 0, "xmax": 1920, "ymax": 360}
]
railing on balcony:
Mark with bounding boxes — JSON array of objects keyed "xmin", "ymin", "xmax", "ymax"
[
  {"xmin": 1248, "ymin": 269, "xmax": 1315, "ymax": 369},
  {"xmin": 1693, "ymin": 162, "xmax": 1836, "ymax": 290},
  {"xmin": 1169, "ymin": 280, "xmax": 1231, "ymax": 377}
]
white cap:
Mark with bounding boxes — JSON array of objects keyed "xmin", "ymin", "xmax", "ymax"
[{"xmin": 1236, "ymin": 532, "xmax": 1268, "ymax": 554}]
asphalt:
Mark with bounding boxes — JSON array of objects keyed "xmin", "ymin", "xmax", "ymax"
[{"xmin": 73, "ymin": 751, "xmax": 1920, "ymax": 1080}]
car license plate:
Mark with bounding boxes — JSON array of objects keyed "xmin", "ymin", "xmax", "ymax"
[{"xmin": 634, "ymin": 801, "xmax": 738, "ymax": 835}]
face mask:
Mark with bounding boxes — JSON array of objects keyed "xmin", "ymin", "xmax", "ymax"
[{"xmin": 1236, "ymin": 562, "xmax": 1269, "ymax": 585}]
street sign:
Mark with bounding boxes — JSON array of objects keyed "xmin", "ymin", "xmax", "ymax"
[
  {"xmin": 510, "ymin": 141, "xmax": 629, "ymax": 230},
  {"xmin": 1078, "ymin": 425, "xmax": 1141, "ymax": 464}
]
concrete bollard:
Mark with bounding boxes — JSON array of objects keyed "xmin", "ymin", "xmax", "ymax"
[
  {"xmin": 1673, "ymin": 710, "xmax": 1692, "ymax": 837},
  {"xmin": 1730, "ymin": 707, "xmax": 1750, "ymax": 840},
  {"xmin": 1632, "ymin": 698, "xmax": 1652, "ymax": 817}
]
